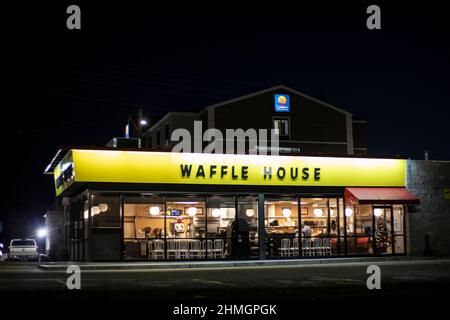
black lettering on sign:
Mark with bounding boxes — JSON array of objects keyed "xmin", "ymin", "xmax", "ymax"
[
  {"xmin": 314, "ymin": 168, "xmax": 321, "ymax": 180},
  {"xmin": 277, "ymin": 167, "xmax": 286, "ymax": 179},
  {"xmin": 221, "ymin": 166, "xmax": 228, "ymax": 178},
  {"xmin": 302, "ymin": 167, "xmax": 309, "ymax": 180},
  {"xmin": 242, "ymin": 166, "xmax": 249, "ymax": 179},
  {"xmin": 231, "ymin": 166, "xmax": 238, "ymax": 179},
  {"xmin": 290, "ymin": 167, "xmax": 298, "ymax": 179},
  {"xmin": 264, "ymin": 167, "xmax": 272, "ymax": 179},
  {"xmin": 180, "ymin": 164, "xmax": 192, "ymax": 177},
  {"xmin": 210, "ymin": 165, "xmax": 217, "ymax": 178},
  {"xmin": 196, "ymin": 165, "xmax": 205, "ymax": 178}
]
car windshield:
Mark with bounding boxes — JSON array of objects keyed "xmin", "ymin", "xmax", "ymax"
[{"xmin": 11, "ymin": 240, "xmax": 35, "ymax": 246}]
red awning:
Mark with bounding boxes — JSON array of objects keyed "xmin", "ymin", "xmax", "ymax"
[{"xmin": 345, "ymin": 187, "xmax": 420, "ymax": 205}]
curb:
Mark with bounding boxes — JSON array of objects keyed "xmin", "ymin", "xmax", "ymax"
[{"xmin": 37, "ymin": 256, "xmax": 432, "ymax": 271}]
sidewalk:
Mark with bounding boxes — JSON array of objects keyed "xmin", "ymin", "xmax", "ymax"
[{"xmin": 38, "ymin": 256, "xmax": 434, "ymax": 271}]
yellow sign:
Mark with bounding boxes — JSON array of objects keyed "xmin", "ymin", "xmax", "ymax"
[
  {"xmin": 54, "ymin": 149, "xmax": 406, "ymax": 196},
  {"xmin": 444, "ymin": 188, "xmax": 450, "ymax": 200}
]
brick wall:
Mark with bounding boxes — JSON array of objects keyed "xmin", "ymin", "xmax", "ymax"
[{"xmin": 406, "ymin": 160, "xmax": 450, "ymax": 256}]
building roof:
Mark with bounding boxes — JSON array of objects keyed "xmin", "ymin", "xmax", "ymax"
[
  {"xmin": 143, "ymin": 84, "xmax": 355, "ymax": 134},
  {"xmin": 204, "ymin": 84, "xmax": 353, "ymax": 115}
]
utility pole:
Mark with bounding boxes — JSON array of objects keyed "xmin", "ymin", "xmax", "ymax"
[
  {"xmin": 137, "ymin": 109, "xmax": 144, "ymax": 139},
  {"xmin": 125, "ymin": 109, "xmax": 149, "ymax": 140}
]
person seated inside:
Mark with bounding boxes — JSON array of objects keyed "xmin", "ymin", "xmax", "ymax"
[
  {"xmin": 140, "ymin": 226, "xmax": 152, "ymax": 238},
  {"xmin": 150, "ymin": 228, "xmax": 162, "ymax": 239}
]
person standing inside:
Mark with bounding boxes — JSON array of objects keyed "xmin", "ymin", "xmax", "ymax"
[{"xmin": 301, "ymin": 224, "xmax": 312, "ymax": 238}]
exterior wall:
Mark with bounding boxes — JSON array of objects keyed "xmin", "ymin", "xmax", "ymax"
[
  {"xmin": 143, "ymin": 112, "xmax": 200, "ymax": 149},
  {"xmin": 142, "ymin": 87, "xmax": 367, "ymax": 156},
  {"xmin": 44, "ymin": 210, "xmax": 65, "ymax": 259},
  {"xmin": 213, "ymin": 89, "xmax": 350, "ymax": 155},
  {"xmin": 352, "ymin": 121, "xmax": 367, "ymax": 156},
  {"xmin": 406, "ymin": 160, "xmax": 450, "ymax": 256}
]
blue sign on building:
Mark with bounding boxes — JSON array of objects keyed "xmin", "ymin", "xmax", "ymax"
[{"xmin": 274, "ymin": 94, "xmax": 290, "ymax": 112}]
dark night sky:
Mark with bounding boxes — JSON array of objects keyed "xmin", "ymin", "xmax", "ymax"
[{"xmin": 3, "ymin": 1, "xmax": 450, "ymax": 241}]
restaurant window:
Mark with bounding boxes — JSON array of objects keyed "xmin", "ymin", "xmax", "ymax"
[
  {"xmin": 374, "ymin": 206, "xmax": 393, "ymax": 255},
  {"xmin": 83, "ymin": 199, "xmax": 89, "ymax": 240},
  {"xmin": 123, "ymin": 196, "xmax": 164, "ymax": 260},
  {"xmin": 329, "ymin": 198, "xmax": 342, "ymax": 255},
  {"xmin": 328, "ymin": 199, "xmax": 338, "ymax": 237},
  {"xmin": 273, "ymin": 118, "xmax": 290, "ymax": 138},
  {"xmin": 393, "ymin": 205, "xmax": 405, "ymax": 254},
  {"xmin": 163, "ymin": 196, "xmax": 206, "ymax": 260},
  {"xmin": 300, "ymin": 198, "xmax": 329, "ymax": 237},
  {"xmin": 165, "ymin": 197, "xmax": 205, "ymax": 239},
  {"xmin": 300, "ymin": 198, "xmax": 337, "ymax": 257},
  {"xmin": 91, "ymin": 195, "xmax": 121, "ymax": 228},
  {"xmin": 347, "ymin": 204, "xmax": 373, "ymax": 255},
  {"xmin": 339, "ymin": 198, "xmax": 345, "ymax": 237},
  {"xmin": 235, "ymin": 196, "xmax": 259, "ymax": 259},
  {"xmin": 265, "ymin": 197, "xmax": 299, "ymax": 258},
  {"xmin": 206, "ymin": 196, "xmax": 235, "ymax": 259}
]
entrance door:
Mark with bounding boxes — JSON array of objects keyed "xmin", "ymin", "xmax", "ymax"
[
  {"xmin": 90, "ymin": 195, "xmax": 122, "ymax": 261},
  {"xmin": 373, "ymin": 206, "xmax": 393, "ymax": 255},
  {"xmin": 234, "ymin": 196, "xmax": 259, "ymax": 259}
]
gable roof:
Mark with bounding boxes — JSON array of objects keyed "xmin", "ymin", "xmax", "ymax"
[
  {"xmin": 144, "ymin": 84, "xmax": 354, "ymax": 134},
  {"xmin": 204, "ymin": 84, "xmax": 353, "ymax": 115}
]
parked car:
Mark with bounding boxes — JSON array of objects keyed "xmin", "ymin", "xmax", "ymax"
[
  {"xmin": 0, "ymin": 242, "xmax": 5, "ymax": 261},
  {"xmin": 8, "ymin": 239, "xmax": 39, "ymax": 261}
]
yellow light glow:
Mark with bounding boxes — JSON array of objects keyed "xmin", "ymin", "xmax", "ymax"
[{"xmin": 54, "ymin": 150, "xmax": 406, "ymax": 196}]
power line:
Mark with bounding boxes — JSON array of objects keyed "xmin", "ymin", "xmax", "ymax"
[
  {"xmin": 30, "ymin": 71, "xmax": 225, "ymax": 100},
  {"xmin": 38, "ymin": 56, "xmax": 267, "ymax": 87},
  {"xmin": 14, "ymin": 117, "xmax": 126, "ymax": 135},
  {"xmin": 47, "ymin": 66, "xmax": 244, "ymax": 95},
  {"xmin": 21, "ymin": 87, "xmax": 173, "ymax": 113}
]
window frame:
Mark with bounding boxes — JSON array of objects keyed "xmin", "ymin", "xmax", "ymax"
[{"xmin": 272, "ymin": 116, "xmax": 291, "ymax": 139}]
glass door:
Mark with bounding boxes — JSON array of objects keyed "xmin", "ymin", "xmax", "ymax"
[{"xmin": 373, "ymin": 206, "xmax": 393, "ymax": 255}]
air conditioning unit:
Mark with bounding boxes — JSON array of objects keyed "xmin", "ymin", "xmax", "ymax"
[{"xmin": 106, "ymin": 137, "xmax": 141, "ymax": 149}]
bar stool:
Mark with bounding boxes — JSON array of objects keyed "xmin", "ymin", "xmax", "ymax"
[
  {"xmin": 212, "ymin": 239, "xmax": 224, "ymax": 258},
  {"xmin": 189, "ymin": 240, "xmax": 202, "ymax": 259},
  {"xmin": 151, "ymin": 240, "xmax": 164, "ymax": 260},
  {"xmin": 178, "ymin": 240, "xmax": 189, "ymax": 259},
  {"xmin": 279, "ymin": 238, "xmax": 291, "ymax": 257},
  {"xmin": 203, "ymin": 239, "xmax": 213, "ymax": 258},
  {"xmin": 290, "ymin": 238, "xmax": 299, "ymax": 256},
  {"xmin": 311, "ymin": 238, "xmax": 322, "ymax": 256},
  {"xmin": 321, "ymin": 237, "xmax": 332, "ymax": 256},
  {"xmin": 167, "ymin": 239, "xmax": 178, "ymax": 259},
  {"xmin": 301, "ymin": 238, "xmax": 311, "ymax": 256}
]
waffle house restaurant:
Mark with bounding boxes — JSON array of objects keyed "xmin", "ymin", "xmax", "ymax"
[{"xmin": 49, "ymin": 148, "xmax": 419, "ymax": 261}]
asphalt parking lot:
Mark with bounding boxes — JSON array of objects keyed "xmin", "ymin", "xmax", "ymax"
[{"xmin": 1, "ymin": 259, "xmax": 450, "ymax": 302}]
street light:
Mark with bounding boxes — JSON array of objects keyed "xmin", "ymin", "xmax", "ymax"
[
  {"xmin": 36, "ymin": 228, "xmax": 47, "ymax": 238},
  {"xmin": 125, "ymin": 109, "xmax": 149, "ymax": 139}
]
